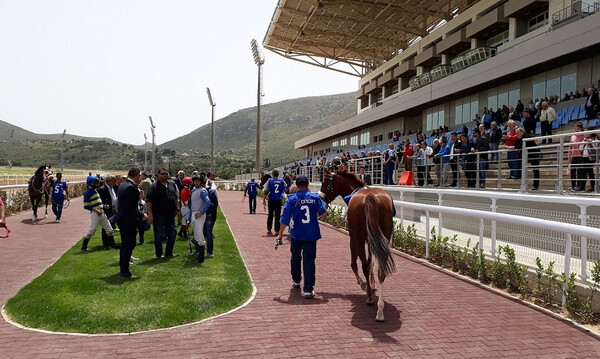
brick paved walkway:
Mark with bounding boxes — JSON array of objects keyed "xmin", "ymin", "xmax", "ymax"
[{"xmin": 0, "ymin": 191, "xmax": 599, "ymax": 358}]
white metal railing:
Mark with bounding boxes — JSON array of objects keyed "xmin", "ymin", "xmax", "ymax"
[{"xmin": 0, "ymin": 173, "xmax": 88, "ymax": 186}]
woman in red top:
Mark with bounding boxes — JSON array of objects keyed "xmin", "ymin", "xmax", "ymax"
[{"xmin": 503, "ymin": 120, "xmax": 520, "ymax": 180}]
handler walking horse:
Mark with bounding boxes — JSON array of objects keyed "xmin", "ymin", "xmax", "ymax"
[
  {"xmin": 318, "ymin": 166, "xmax": 396, "ymax": 321},
  {"xmin": 27, "ymin": 165, "xmax": 52, "ymax": 220}
]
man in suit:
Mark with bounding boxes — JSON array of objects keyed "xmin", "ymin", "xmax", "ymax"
[
  {"xmin": 114, "ymin": 167, "xmax": 147, "ymax": 278},
  {"xmin": 358, "ymin": 165, "xmax": 372, "ymax": 185},
  {"xmin": 585, "ymin": 87, "xmax": 599, "ymax": 120},
  {"xmin": 98, "ymin": 174, "xmax": 120, "ymax": 249}
]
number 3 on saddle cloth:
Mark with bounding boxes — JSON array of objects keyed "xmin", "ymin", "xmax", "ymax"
[{"xmin": 343, "ymin": 187, "xmax": 397, "ymax": 217}]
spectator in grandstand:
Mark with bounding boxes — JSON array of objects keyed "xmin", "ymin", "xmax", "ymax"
[
  {"xmin": 516, "ymin": 100, "xmax": 524, "ymax": 114},
  {"xmin": 383, "ymin": 143, "xmax": 396, "ymax": 185},
  {"xmin": 483, "ymin": 109, "xmax": 492, "ymax": 129},
  {"xmin": 459, "ymin": 133, "xmax": 476, "ymax": 188},
  {"xmin": 413, "ymin": 141, "xmax": 433, "ymax": 186},
  {"xmin": 472, "ymin": 128, "xmax": 489, "ymax": 188},
  {"xmin": 513, "ymin": 127, "xmax": 541, "ymax": 191},
  {"xmin": 402, "ymin": 138, "xmax": 414, "ymax": 175},
  {"xmin": 568, "ymin": 122, "xmax": 585, "ymax": 191},
  {"xmin": 539, "ymin": 101, "xmax": 556, "ymax": 144},
  {"xmin": 585, "ymin": 87, "xmax": 599, "ymax": 120},
  {"xmin": 448, "ymin": 132, "xmax": 461, "ymax": 187},
  {"xmin": 522, "ymin": 109, "xmax": 537, "ymax": 136},
  {"xmin": 580, "ymin": 130, "xmax": 597, "ymax": 192},
  {"xmin": 508, "ymin": 106, "xmax": 521, "ymax": 126},
  {"xmin": 503, "ymin": 120, "xmax": 520, "ymax": 180},
  {"xmin": 432, "ymin": 138, "xmax": 442, "ymax": 186},
  {"xmin": 434, "ymin": 137, "xmax": 451, "ymax": 186}
]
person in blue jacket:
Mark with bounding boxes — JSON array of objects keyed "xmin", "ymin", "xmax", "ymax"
[
  {"xmin": 275, "ymin": 175, "xmax": 328, "ymax": 299},
  {"xmin": 263, "ymin": 169, "xmax": 286, "ymax": 235},
  {"xmin": 244, "ymin": 177, "xmax": 259, "ymax": 214}
]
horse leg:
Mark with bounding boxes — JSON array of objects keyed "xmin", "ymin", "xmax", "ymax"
[
  {"xmin": 31, "ymin": 198, "xmax": 38, "ymax": 220},
  {"xmin": 361, "ymin": 255, "xmax": 375, "ymax": 305},
  {"xmin": 44, "ymin": 195, "xmax": 49, "ymax": 218},
  {"xmin": 350, "ymin": 247, "xmax": 366, "ymax": 290},
  {"xmin": 376, "ymin": 274, "xmax": 386, "ymax": 322}
]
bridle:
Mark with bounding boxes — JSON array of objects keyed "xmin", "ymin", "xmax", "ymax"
[{"xmin": 320, "ymin": 172, "xmax": 335, "ymax": 205}]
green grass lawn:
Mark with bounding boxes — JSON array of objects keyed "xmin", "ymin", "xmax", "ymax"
[{"xmin": 4, "ymin": 209, "xmax": 253, "ymax": 334}]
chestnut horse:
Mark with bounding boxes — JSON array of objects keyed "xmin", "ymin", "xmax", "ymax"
[
  {"xmin": 318, "ymin": 166, "xmax": 396, "ymax": 321},
  {"xmin": 27, "ymin": 164, "xmax": 52, "ymax": 220}
]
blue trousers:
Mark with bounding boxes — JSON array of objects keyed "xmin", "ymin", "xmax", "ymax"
[
  {"xmin": 507, "ymin": 151, "xmax": 521, "ymax": 179},
  {"xmin": 384, "ymin": 162, "xmax": 395, "ymax": 185},
  {"xmin": 51, "ymin": 200, "xmax": 63, "ymax": 220},
  {"xmin": 203, "ymin": 214, "xmax": 215, "ymax": 255},
  {"xmin": 152, "ymin": 214, "xmax": 177, "ymax": 257},
  {"xmin": 290, "ymin": 239, "xmax": 317, "ymax": 292}
]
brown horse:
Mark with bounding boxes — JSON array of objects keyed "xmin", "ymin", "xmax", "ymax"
[
  {"xmin": 318, "ymin": 166, "xmax": 396, "ymax": 321},
  {"xmin": 27, "ymin": 164, "xmax": 52, "ymax": 220}
]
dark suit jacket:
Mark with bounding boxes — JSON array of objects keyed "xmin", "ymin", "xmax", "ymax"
[
  {"xmin": 585, "ymin": 92, "xmax": 599, "ymax": 112},
  {"xmin": 98, "ymin": 185, "xmax": 116, "ymax": 215},
  {"xmin": 114, "ymin": 179, "xmax": 144, "ymax": 231},
  {"xmin": 359, "ymin": 173, "xmax": 372, "ymax": 185}
]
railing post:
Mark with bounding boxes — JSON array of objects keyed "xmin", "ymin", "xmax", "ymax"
[
  {"xmin": 425, "ymin": 210, "xmax": 430, "ymax": 258},
  {"xmin": 497, "ymin": 150, "xmax": 503, "ymax": 190},
  {"xmin": 491, "ymin": 198, "xmax": 497, "ymax": 257},
  {"xmin": 563, "ymin": 233, "xmax": 573, "ymax": 308},
  {"xmin": 479, "ymin": 218, "xmax": 484, "ymax": 260},
  {"xmin": 520, "ymin": 142, "xmax": 528, "ymax": 192},
  {"xmin": 437, "ymin": 193, "xmax": 443, "ymax": 238},
  {"xmin": 579, "ymin": 205, "xmax": 588, "ymax": 281},
  {"xmin": 557, "ymin": 137, "xmax": 565, "ymax": 194}
]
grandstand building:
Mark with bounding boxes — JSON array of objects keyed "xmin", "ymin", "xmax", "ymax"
[{"xmin": 264, "ymin": 0, "xmax": 600, "ymax": 159}]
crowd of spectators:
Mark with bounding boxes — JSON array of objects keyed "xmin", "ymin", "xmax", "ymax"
[{"xmin": 279, "ymin": 84, "xmax": 600, "ymax": 191}]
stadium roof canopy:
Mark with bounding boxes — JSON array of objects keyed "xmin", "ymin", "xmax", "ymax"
[{"xmin": 264, "ymin": 0, "xmax": 480, "ymax": 77}]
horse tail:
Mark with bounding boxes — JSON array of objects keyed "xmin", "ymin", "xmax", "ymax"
[{"xmin": 364, "ymin": 192, "xmax": 396, "ymax": 277}]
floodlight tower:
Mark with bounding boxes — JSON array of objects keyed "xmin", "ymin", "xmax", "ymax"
[
  {"xmin": 250, "ymin": 38, "xmax": 265, "ymax": 175},
  {"xmin": 8, "ymin": 129, "xmax": 14, "ymax": 168},
  {"xmin": 206, "ymin": 87, "xmax": 216, "ymax": 172},
  {"xmin": 143, "ymin": 133, "xmax": 148, "ymax": 171},
  {"xmin": 149, "ymin": 116, "xmax": 156, "ymax": 175},
  {"xmin": 60, "ymin": 129, "xmax": 66, "ymax": 171}
]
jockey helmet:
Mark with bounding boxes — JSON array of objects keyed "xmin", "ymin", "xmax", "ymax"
[{"xmin": 86, "ymin": 175, "xmax": 99, "ymax": 186}]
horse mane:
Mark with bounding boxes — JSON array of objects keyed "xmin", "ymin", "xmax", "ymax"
[
  {"xmin": 34, "ymin": 165, "xmax": 47, "ymax": 177},
  {"xmin": 335, "ymin": 166, "xmax": 364, "ymax": 187}
]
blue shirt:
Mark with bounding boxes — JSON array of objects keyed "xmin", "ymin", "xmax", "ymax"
[
  {"xmin": 189, "ymin": 187, "xmax": 211, "ymax": 215},
  {"xmin": 280, "ymin": 189, "xmax": 327, "ymax": 241},
  {"xmin": 51, "ymin": 180, "xmax": 68, "ymax": 201},
  {"xmin": 245, "ymin": 181, "xmax": 258, "ymax": 196},
  {"xmin": 266, "ymin": 177, "xmax": 286, "ymax": 201}
]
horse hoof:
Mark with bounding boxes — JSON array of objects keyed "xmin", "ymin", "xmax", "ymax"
[
  {"xmin": 366, "ymin": 298, "xmax": 375, "ymax": 306},
  {"xmin": 360, "ymin": 282, "xmax": 367, "ymax": 291},
  {"xmin": 376, "ymin": 316, "xmax": 385, "ymax": 322}
]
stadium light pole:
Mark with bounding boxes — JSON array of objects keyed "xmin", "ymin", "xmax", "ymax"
[
  {"xmin": 250, "ymin": 38, "xmax": 264, "ymax": 176},
  {"xmin": 149, "ymin": 116, "xmax": 156, "ymax": 176},
  {"xmin": 8, "ymin": 129, "xmax": 14, "ymax": 168},
  {"xmin": 60, "ymin": 129, "xmax": 66, "ymax": 171},
  {"xmin": 143, "ymin": 133, "xmax": 148, "ymax": 171},
  {"xmin": 206, "ymin": 87, "xmax": 216, "ymax": 172}
]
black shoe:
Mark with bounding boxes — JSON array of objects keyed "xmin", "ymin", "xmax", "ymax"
[
  {"xmin": 81, "ymin": 247, "xmax": 91, "ymax": 251},
  {"xmin": 118, "ymin": 272, "xmax": 136, "ymax": 279},
  {"xmin": 110, "ymin": 243, "xmax": 121, "ymax": 249}
]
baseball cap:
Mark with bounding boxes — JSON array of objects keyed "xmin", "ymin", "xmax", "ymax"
[{"xmin": 296, "ymin": 175, "xmax": 309, "ymax": 186}]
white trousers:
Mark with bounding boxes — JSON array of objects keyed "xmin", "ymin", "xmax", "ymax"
[
  {"xmin": 192, "ymin": 212, "xmax": 206, "ymax": 245},
  {"xmin": 86, "ymin": 211, "xmax": 113, "ymax": 238}
]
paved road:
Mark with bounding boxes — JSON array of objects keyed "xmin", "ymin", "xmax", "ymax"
[{"xmin": 0, "ymin": 190, "xmax": 599, "ymax": 358}]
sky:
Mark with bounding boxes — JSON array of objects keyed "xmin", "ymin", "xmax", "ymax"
[{"xmin": 0, "ymin": 1, "xmax": 358, "ymax": 145}]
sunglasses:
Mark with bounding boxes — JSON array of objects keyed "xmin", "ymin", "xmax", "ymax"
[{"xmin": 159, "ymin": 172, "xmax": 169, "ymax": 176}]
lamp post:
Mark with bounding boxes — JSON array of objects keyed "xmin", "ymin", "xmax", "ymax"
[
  {"xmin": 143, "ymin": 133, "xmax": 148, "ymax": 171},
  {"xmin": 8, "ymin": 129, "xmax": 14, "ymax": 168},
  {"xmin": 206, "ymin": 87, "xmax": 216, "ymax": 172},
  {"xmin": 149, "ymin": 116, "xmax": 156, "ymax": 175},
  {"xmin": 250, "ymin": 38, "xmax": 264, "ymax": 176},
  {"xmin": 60, "ymin": 129, "xmax": 66, "ymax": 171}
]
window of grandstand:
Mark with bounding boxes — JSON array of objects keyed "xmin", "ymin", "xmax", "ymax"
[
  {"xmin": 487, "ymin": 82, "xmax": 519, "ymax": 110},
  {"xmin": 486, "ymin": 31, "xmax": 508, "ymax": 48},
  {"xmin": 425, "ymin": 106, "xmax": 445, "ymax": 131},
  {"xmin": 373, "ymin": 135, "xmax": 378, "ymax": 143},
  {"xmin": 531, "ymin": 64, "xmax": 577, "ymax": 100},
  {"xmin": 377, "ymin": 92, "xmax": 383, "ymax": 102},
  {"xmin": 360, "ymin": 131, "xmax": 370, "ymax": 146},
  {"xmin": 528, "ymin": 11, "xmax": 549, "ymax": 32},
  {"xmin": 391, "ymin": 82, "xmax": 399, "ymax": 95},
  {"xmin": 332, "ymin": 140, "xmax": 339, "ymax": 148},
  {"xmin": 350, "ymin": 135, "xmax": 358, "ymax": 146},
  {"xmin": 340, "ymin": 138, "xmax": 347, "ymax": 147},
  {"xmin": 388, "ymin": 132, "xmax": 393, "ymax": 139},
  {"xmin": 378, "ymin": 134, "xmax": 383, "ymax": 142},
  {"xmin": 454, "ymin": 96, "xmax": 479, "ymax": 124}
]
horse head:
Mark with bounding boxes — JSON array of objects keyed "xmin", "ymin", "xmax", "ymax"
[
  {"xmin": 318, "ymin": 166, "xmax": 362, "ymax": 203},
  {"xmin": 259, "ymin": 172, "xmax": 271, "ymax": 187}
]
